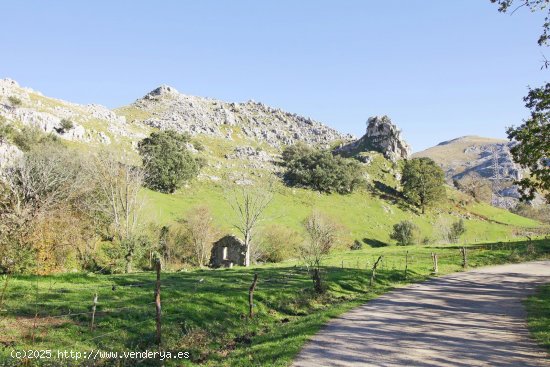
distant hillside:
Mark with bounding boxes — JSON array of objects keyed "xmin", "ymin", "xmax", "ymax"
[
  {"xmin": 413, "ymin": 135, "xmax": 522, "ymax": 207},
  {"xmin": 0, "ymin": 79, "xmax": 540, "ymax": 247}
]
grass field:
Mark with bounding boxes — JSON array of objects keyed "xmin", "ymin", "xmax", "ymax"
[
  {"xmin": 1, "ymin": 239, "xmax": 549, "ymax": 366},
  {"xmin": 526, "ymin": 282, "xmax": 550, "ymax": 354}
]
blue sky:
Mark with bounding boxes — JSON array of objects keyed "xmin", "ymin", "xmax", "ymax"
[{"xmin": 1, "ymin": 0, "xmax": 546, "ymax": 151}]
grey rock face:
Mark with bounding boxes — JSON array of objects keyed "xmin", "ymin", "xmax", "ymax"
[
  {"xmin": 456, "ymin": 142, "xmax": 522, "ymax": 181},
  {"xmin": 335, "ymin": 115, "xmax": 411, "ymax": 162},
  {"xmin": 132, "ymin": 85, "xmax": 352, "ymax": 148}
]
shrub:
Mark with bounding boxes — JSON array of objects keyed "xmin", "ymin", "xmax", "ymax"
[
  {"xmin": 138, "ymin": 130, "xmax": 203, "ymax": 193},
  {"xmin": 282, "ymin": 143, "xmax": 363, "ymax": 194},
  {"xmin": 255, "ymin": 224, "xmax": 302, "ymax": 263},
  {"xmin": 8, "ymin": 96, "xmax": 22, "ymax": 107},
  {"xmin": 390, "ymin": 220, "xmax": 419, "ymax": 245},
  {"xmin": 12, "ymin": 126, "xmax": 60, "ymax": 151},
  {"xmin": 350, "ymin": 240, "xmax": 363, "ymax": 250},
  {"xmin": 59, "ymin": 119, "xmax": 74, "ymax": 132},
  {"xmin": 0, "ymin": 117, "xmax": 14, "ymax": 142},
  {"xmin": 449, "ymin": 219, "xmax": 466, "ymax": 243}
]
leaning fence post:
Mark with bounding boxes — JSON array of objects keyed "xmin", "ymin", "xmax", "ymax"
[
  {"xmin": 248, "ymin": 273, "xmax": 259, "ymax": 319},
  {"xmin": 431, "ymin": 252, "xmax": 438, "ymax": 274},
  {"xmin": 460, "ymin": 247, "xmax": 467, "ymax": 269},
  {"xmin": 154, "ymin": 259, "xmax": 162, "ymax": 348},
  {"xmin": 90, "ymin": 292, "xmax": 98, "ymax": 331},
  {"xmin": 370, "ymin": 256, "xmax": 383, "ymax": 287}
]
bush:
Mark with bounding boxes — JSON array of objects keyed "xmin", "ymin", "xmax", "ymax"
[
  {"xmin": 390, "ymin": 220, "xmax": 419, "ymax": 245},
  {"xmin": 138, "ymin": 130, "xmax": 203, "ymax": 193},
  {"xmin": 350, "ymin": 240, "xmax": 363, "ymax": 250},
  {"xmin": 449, "ymin": 219, "xmax": 466, "ymax": 243},
  {"xmin": 0, "ymin": 117, "xmax": 14, "ymax": 142},
  {"xmin": 282, "ymin": 143, "xmax": 363, "ymax": 194},
  {"xmin": 8, "ymin": 96, "xmax": 22, "ymax": 107},
  {"xmin": 12, "ymin": 126, "xmax": 60, "ymax": 151},
  {"xmin": 255, "ymin": 224, "xmax": 302, "ymax": 263},
  {"xmin": 59, "ymin": 119, "xmax": 74, "ymax": 133}
]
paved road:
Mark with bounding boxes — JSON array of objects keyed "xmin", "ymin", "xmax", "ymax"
[{"xmin": 292, "ymin": 261, "xmax": 550, "ymax": 367}]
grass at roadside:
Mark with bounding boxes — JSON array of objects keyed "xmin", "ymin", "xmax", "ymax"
[
  {"xmin": 526, "ymin": 282, "xmax": 550, "ymax": 354},
  {"xmin": 0, "ymin": 239, "xmax": 549, "ymax": 366}
]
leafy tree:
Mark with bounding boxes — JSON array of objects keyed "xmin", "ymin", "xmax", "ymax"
[
  {"xmin": 506, "ymin": 84, "xmax": 550, "ymax": 202},
  {"xmin": 455, "ymin": 172, "xmax": 493, "ymax": 203},
  {"xmin": 138, "ymin": 130, "xmax": 202, "ymax": 193},
  {"xmin": 282, "ymin": 143, "xmax": 363, "ymax": 194},
  {"xmin": 390, "ymin": 220, "xmax": 418, "ymax": 246},
  {"xmin": 491, "ymin": 1, "xmax": 550, "ymax": 47},
  {"xmin": 401, "ymin": 158, "xmax": 446, "ymax": 214},
  {"xmin": 491, "ymin": 1, "xmax": 550, "ymax": 203}
]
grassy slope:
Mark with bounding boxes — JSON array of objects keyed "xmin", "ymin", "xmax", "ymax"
[
  {"xmin": 1, "ymin": 240, "xmax": 549, "ymax": 366},
  {"xmin": 526, "ymin": 283, "xmax": 550, "ymax": 354},
  {"xmin": 142, "ymin": 180, "xmax": 540, "ymax": 247}
]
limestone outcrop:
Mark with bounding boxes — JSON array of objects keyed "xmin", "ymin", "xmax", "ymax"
[{"xmin": 335, "ymin": 115, "xmax": 411, "ymax": 162}]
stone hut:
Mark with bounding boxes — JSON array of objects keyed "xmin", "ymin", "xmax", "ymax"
[{"xmin": 210, "ymin": 235, "xmax": 247, "ymax": 268}]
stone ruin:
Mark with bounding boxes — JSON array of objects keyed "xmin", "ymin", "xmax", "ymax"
[{"xmin": 209, "ymin": 235, "xmax": 247, "ymax": 268}]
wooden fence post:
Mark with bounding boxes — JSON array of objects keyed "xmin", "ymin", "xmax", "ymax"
[
  {"xmin": 431, "ymin": 252, "xmax": 438, "ymax": 274},
  {"xmin": 249, "ymin": 273, "xmax": 259, "ymax": 319},
  {"xmin": 155, "ymin": 259, "xmax": 162, "ymax": 348},
  {"xmin": 405, "ymin": 251, "xmax": 409, "ymax": 280},
  {"xmin": 460, "ymin": 247, "xmax": 467, "ymax": 269},
  {"xmin": 370, "ymin": 256, "xmax": 383, "ymax": 287},
  {"xmin": 341, "ymin": 260, "xmax": 344, "ymax": 269},
  {"xmin": 90, "ymin": 292, "xmax": 98, "ymax": 331}
]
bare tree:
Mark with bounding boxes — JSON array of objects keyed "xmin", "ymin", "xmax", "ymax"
[
  {"xmin": 184, "ymin": 205, "xmax": 218, "ymax": 267},
  {"xmin": 0, "ymin": 146, "xmax": 87, "ymax": 273},
  {"xmin": 83, "ymin": 150, "xmax": 144, "ymax": 273},
  {"xmin": 300, "ymin": 211, "xmax": 340, "ymax": 293},
  {"xmin": 226, "ymin": 177, "xmax": 273, "ymax": 267}
]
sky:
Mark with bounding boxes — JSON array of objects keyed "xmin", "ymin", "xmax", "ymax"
[{"xmin": 1, "ymin": 0, "xmax": 547, "ymax": 152}]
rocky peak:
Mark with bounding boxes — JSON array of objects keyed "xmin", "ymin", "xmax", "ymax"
[
  {"xmin": 145, "ymin": 85, "xmax": 179, "ymax": 99},
  {"xmin": 335, "ymin": 115, "xmax": 411, "ymax": 162}
]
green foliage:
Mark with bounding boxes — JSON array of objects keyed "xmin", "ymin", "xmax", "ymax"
[
  {"xmin": 0, "ymin": 117, "xmax": 14, "ymax": 142},
  {"xmin": 59, "ymin": 118, "xmax": 74, "ymax": 132},
  {"xmin": 491, "ymin": 0, "xmax": 550, "ymax": 46},
  {"xmin": 12, "ymin": 126, "xmax": 60, "ymax": 151},
  {"xmin": 350, "ymin": 239, "xmax": 363, "ymax": 250},
  {"xmin": 282, "ymin": 143, "xmax": 363, "ymax": 194},
  {"xmin": 7, "ymin": 96, "xmax": 22, "ymax": 107},
  {"xmin": 506, "ymin": 83, "xmax": 550, "ymax": 203},
  {"xmin": 390, "ymin": 220, "xmax": 419, "ymax": 245},
  {"xmin": 512, "ymin": 203, "xmax": 550, "ymax": 223},
  {"xmin": 137, "ymin": 130, "xmax": 203, "ymax": 193},
  {"xmin": 449, "ymin": 219, "xmax": 467, "ymax": 243},
  {"xmin": 401, "ymin": 157, "xmax": 446, "ymax": 214},
  {"xmin": 256, "ymin": 224, "xmax": 302, "ymax": 262}
]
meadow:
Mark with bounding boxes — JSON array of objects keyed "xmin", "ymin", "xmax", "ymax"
[{"xmin": 1, "ymin": 238, "xmax": 549, "ymax": 366}]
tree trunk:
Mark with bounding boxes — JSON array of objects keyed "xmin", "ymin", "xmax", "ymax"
[{"xmin": 244, "ymin": 232, "xmax": 251, "ymax": 267}]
